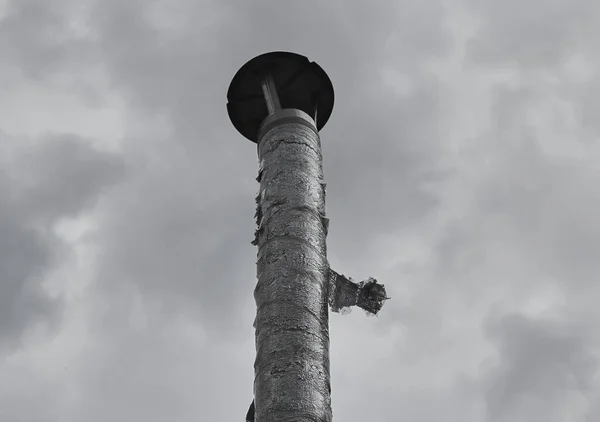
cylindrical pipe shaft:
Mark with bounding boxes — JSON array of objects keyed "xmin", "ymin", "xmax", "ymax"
[{"xmin": 253, "ymin": 110, "xmax": 332, "ymax": 422}]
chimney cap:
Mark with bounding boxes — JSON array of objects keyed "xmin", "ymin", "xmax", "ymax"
[{"xmin": 227, "ymin": 51, "xmax": 335, "ymax": 143}]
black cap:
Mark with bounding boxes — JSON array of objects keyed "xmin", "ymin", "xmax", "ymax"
[{"xmin": 227, "ymin": 51, "xmax": 335, "ymax": 142}]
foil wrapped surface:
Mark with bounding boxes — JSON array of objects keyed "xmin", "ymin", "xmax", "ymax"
[{"xmin": 253, "ymin": 121, "xmax": 332, "ymax": 422}]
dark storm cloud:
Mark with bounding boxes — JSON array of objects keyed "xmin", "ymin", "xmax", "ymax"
[
  {"xmin": 482, "ymin": 313, "xmax": 598, "ymax": 421},
  {"xmin": 0, "ymin": 132, "xmax": 126, "ymax": 350}
]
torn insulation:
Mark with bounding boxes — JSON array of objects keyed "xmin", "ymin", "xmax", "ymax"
[
  {"xmin": 356, "ymin": 277, "xmax": 389, "ymax": 315},
  {"xmin": 320, "ymin": 215, "xmax": 330, "ymax": 235},
  {"xmin": 328, "ymin": 269, "xmax": 389, "ymax": 316},
  {"xmin": 246, "ymin": 400, "xmax": 255, "ymax": 422},
  {"xmin": 252, "ymin": 191, "xmax": 263, "ymax": 245}
]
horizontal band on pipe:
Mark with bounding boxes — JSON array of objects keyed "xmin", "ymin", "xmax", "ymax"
[{"xmin": 257, "ymin": 109, "xmax": 318, "ymax": 142}]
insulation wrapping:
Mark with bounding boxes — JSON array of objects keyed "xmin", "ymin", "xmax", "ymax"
[{"xmin": 253, "ymin": 120, "xmax": 332, "ymax": 422}]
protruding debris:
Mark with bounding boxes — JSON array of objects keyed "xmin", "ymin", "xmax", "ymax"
[
  {"xmin": 251, "ymin": 225, "xmax": 262, "ymax": 246},
  {"xmin": 245, "ymin": 400, "xmax": 255, "ymax": 422},
  {"xmin": 356, "ymin": 277, "xmax": 389, "ymax": 315},
  {"xmin": 328, "ymin": 269, "xmax": 389, "ymax": 315},
  {"xmin": 252, "ymin": 192, "xmax": 263, "ymax": 245},
  {"xmin": 320, "ymin": 215, "xmax": 330, "ymax": 234},
  {"xmin": 254, "ymin": 192, "xmax": 262, "ymax": 226}
]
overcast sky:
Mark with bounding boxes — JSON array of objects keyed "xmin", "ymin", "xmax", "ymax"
[{"xmin": 1, "ymin": 0, "xmax": 600, "ymax": 421}]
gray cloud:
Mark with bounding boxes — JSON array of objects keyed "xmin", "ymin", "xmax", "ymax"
[
  {"xmin": 467, "ymin": 0, "xmax": 599, "ymax": 68},
  {"xmin": 0, "ymin": 132, "xmax": 126, "ymax": 350},
  {"xmin": 12, "ymin": 133, "xmax": 127, "ymax": 221},
  {"xmin": 67, "ymin": 299, "xmax": 255, "ymax": 422},
  {"xmin": 0, "ymin": 172, "xmax": 61, "ymax": 350},
  {"xmin": 95, "ymin": 159, "xmax": 257, "ymax": 337},
  {"xmin": 0, "ymin": 0, "xmax": 96, "ymax": 79},
  {"xmin": 482, "ymin": 313, "xmax": 598, "ymax": 421}
]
